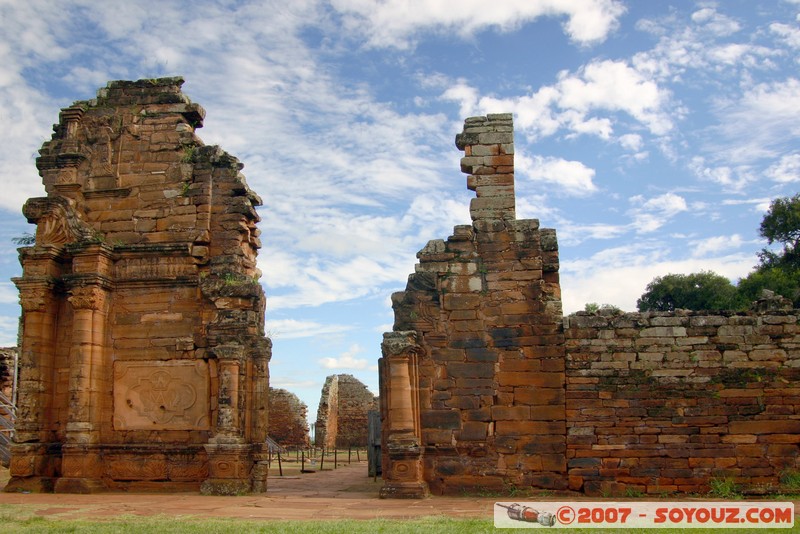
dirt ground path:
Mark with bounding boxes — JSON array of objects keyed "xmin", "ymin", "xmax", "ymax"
[{"xmin": 0, "ymin": 463, "xmax": 498, "ymax": 521}]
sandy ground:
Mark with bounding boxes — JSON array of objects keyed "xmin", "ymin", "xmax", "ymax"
[
  {"xmin": 0, "ymin": 462, "xmax": 499, "ymax": 521},
  {"xmin": 2, "ymin": 464, "xmax": 799, "ymax": 523}
]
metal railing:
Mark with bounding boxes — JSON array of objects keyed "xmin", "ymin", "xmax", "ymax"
[{"xmin": 0, "ymin": 389, "xmax": 16, "ymax": 467}]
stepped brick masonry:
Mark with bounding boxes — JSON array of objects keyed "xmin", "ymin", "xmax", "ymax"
[
  {"xmin": 8, "ymin": 78, "xmax": 271, "ymax": 494},
  {"xmin": 315, "ymin": 374, "xmax": 377, "ymax": 448},
  {"xmin": 379, "ymin": 113, "xmax": 800, "ymax": 498}
]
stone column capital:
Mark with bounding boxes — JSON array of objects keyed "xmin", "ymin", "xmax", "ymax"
[
  {"xmin": 67, "ymin": 285, "xmax": 106, "ymax": 311},
  {"xmin": 210, "ymin": 343, "xmax": 245, "ymax": 361},
  {"xmin": 381, "ymin": 331, "xmax": 421, "ymax": 359},
  {"xmin": 14, "ymin": 278, "xmax": 55, "ymax": 313}
]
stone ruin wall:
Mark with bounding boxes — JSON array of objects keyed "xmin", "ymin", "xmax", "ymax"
[
  {"xmin": 379, "ymin": 113, "xmax": 800, "ymax": 498},
  {"xmin": 268, "ymin": 388, "xmax": 310, "ymax": 448},
  {"xmin": 315, "ymin": 374, "xmax": 377, "ymax": 449},
  {"xmin": 381, "ymin": 113, "xmax": 565, "ymax": 497},
  {"xmin": 336, "ymin": 374, "xmax": 378, "ymax": 448},
  {"xmin": 8, "ymin": 78, "xmax": 271, "ymax": 494},
  {"xmin": 315, "ymin": 375, "xmax": 339, "ymax": 449},
  {"xmin": 565, "ymin": 305, "xmax": 800, "ymax": 496}
]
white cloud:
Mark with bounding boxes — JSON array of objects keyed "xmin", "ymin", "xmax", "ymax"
[
  {"xmin": 441, "ymin": 80, "xmax": 478, "ymax": 119},
  {"xmin": 721, "ymin": 197, "xmax": 774, "ymax": 213},
  {"xmin": 765, "ymin": 153, "xmax": 800, "ymax": 183},
  {"xmin": 561, "ymin": 243, "xmax": 754, "ymax": 313},
  {"xmin": 265, "ymin": 319, "xmax": 353, "ymax": 340},
  {"xmin": 517, "ymin": 154, "xmax": 598, "ymax": 196},
  {"xmin": 319, "ymin": 343, "xmax": 372, "ymax": 370},
  {"xmin": 689, "ymin": 234, "xmax": 745, "ymax": 257},
  {"xmin": 0, "ymin": 283, "xmax": 19, "ymax": 305},
  {"xmin": 690, "ymin": 7, "xmax": 741, "ymax": 37},
  {"xmin": 556, "ymin": 60, "xmax": 672, "ymax": 135},
  {"xmin": 0, "ymin": 316, "xmax": 19, "ymax": 346},
  {"xmin": 269, "ymin": 378, "xmax": 318, "ymax": 390},
  {"xmin": 770, "ymin": 22, "xmax": 800, "ymax": 49},
  {"xmin": 634, "ymin": 6, "xmax": 780, "ymax": 82},
  {"xmin": 628, "ymin": 193, "xmax": 688, "ymax": 233},
  {"xmin": 329, "ymin": 0, "xmax": 626, "ymax": 49},
  {"xmin": 688, "ymin": 157, "xmax": 750, "ymax": 191},
  {"xmin": 445, "ymin": 59, "xmax": 673, "ymax": 144},
  {"xmin": 556, "ymin": 222, "xmax": 628, "ymax": 246},
  {"xmin": 709, "ymin": 78, "xmax": 800, "ymax": 163},
  {"xmin": 619, "ymin": 133, "xmax": 643, "ymax": 151}
]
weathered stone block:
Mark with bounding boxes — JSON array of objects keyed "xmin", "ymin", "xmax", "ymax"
[{"xmin": 421, "ymin": 410, "xmax": 461, "ymax": 430}]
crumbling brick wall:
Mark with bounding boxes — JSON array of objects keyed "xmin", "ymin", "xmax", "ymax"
[
  {"xmin": 315, "ymin": 374, "xmax": 376, "ymax": 448},
  {"xmin": 380, "ymin": 113, "xmax": 800, "ymax": 498},
  {"xmin": 336, "ymin": 374, "xmax": 378, "ymax": 448},
  {"xmin": 269, "ymin": 388, "xmax": 310, "ymax": 448},
  {"xmin": 565, "ymin": 304, "xmax": 800, "ymax": 496},
  {"xmin": 315, "ymin": 375, "xmax": 339, "ymax": 449},
  {"xmin": 381, "ymin": 114, "xmax": 565, "ymax": 497},
  {"xmin": 9, "ymin": 78, "xmax": 271, "ymax": 495}
]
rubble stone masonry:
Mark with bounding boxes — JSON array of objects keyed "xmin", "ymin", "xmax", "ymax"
[
  {"xmin": 565, "ymin": 305, "xmax": 800, "ymax": 496},
  {"xmin": 8, "ymin": 78, "xmax": 271, "ymax": 494},
  {"xmin": 268, "ymin": 388, "xmax": 310, "ymax": 448},
  {"xmin": 380, "ymin": 113, "xmax": 800, "ymax": 498},
  {"xmin": 315, "ymin": 374, "xmax": 377, "ymax": 449}
]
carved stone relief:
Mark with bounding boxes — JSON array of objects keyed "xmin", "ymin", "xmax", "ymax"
[{"xmin": 113, "ymin": 360, "xmax": 210, "ymax": 430}]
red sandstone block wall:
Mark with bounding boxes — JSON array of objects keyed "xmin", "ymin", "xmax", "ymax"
[{"xmin": 565, "ymin": 309, "xmax": 800, "ymax": 496}]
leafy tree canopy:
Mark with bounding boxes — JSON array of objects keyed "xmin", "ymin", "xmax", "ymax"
[
  {"xmin": 758, "ymin": 193, "xmax": 800, "ymax": 269},
  {"xmin": 636, "ymin": 271, "xmax": 745, "ymax": 312}
]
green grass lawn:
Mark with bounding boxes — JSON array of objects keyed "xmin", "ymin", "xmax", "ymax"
[{"xmin": 1, "ymin": 510, "xmax": 798, "ymax": 534}]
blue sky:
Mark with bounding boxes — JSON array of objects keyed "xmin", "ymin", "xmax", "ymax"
[{"xmin": 1, "ymin": 0, "xmax": 799, "ymax": 426}]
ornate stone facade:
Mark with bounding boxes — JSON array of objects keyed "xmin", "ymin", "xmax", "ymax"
[{"xmin": 7, "ymin": 78, "xmax": 271, "ymax": 494}]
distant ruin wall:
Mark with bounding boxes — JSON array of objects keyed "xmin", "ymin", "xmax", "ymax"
[
  {"xmin": 315, "ymin": 375, "xmax": 339, "ymax": 449},
  {"xmin": 0, "ymin": 348, "xmax": 15, "ymax": 400},
  {"xmin": 268, "ymin": 388, "xmax": 309, "ymax": 448},
  {"xmin": 315, "ymin": 374, "xmax": 376, "ymax": 448},
  {"xmin": 380, "ymin": 113, "xmax": 800, "ymax": 498},
  {"xmin": 336, "ymin": 375, "xmax": 378, "ymax": 447}
]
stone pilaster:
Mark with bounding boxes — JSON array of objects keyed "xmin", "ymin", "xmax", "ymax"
[
  {"xmin": 202, "ymin": 343, "xmax": 252, "ymax": 495},
  {"xmin": 56, "ymin": 265, "xmax": 112, "ymax": 493},
  {"xmin": 379, "ymin": 331, "xmax": 428, "ymax": 498},
  {"xmin": 5, "ymin": 275, "xmax": 60, "ymax": 493}
]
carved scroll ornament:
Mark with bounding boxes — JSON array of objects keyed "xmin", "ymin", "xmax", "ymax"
[{"xmin": 22, "ymin": 196, "xmax": 96, "ymax": 247}]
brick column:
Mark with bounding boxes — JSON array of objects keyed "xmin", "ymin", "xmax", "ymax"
[
  {"xmin": 379, "ymin": 331, "xmax": 428, "ymax": 498},
  {"xmin": 455, "ymin": 113, "xmax": 515, "ymax": 221}
]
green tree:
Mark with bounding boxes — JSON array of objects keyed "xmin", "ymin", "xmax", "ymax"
[
  {"xmin": 758, "ymin": 193, "xmax": 800, "ymax": 269},
  {"xmin": 737, "ymin": 265, "xmax": 800, "ymax": 305},
  {"xmin": 736, "ymin": 194, "xmax": 800, "ymax": 306},
  {"xmin": 637, "ymin": 271, "xmax": 745, "ymax": 312}
]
